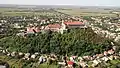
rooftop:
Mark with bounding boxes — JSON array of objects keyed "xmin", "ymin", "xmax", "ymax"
[
  {"xmin": 47, "ymin": 24, "xmax": 61, "ymax": 28},
  {"xmin": 64, "ymin": 21, "xmax": 84, "ymax": 25}
]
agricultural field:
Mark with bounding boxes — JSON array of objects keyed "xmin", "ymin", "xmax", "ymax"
[
  {"xmin": 56, "ymin": 8, "xmax": 117, "ymax": 16},
  {"xmin": 1, "ymin": 12, "xmax": 59, "ymax": 16},
  {"xmin": 0, "ymin": 8, "xmax": 62, "ymax": 16},
  {"xmin": 0, "ymin": 8, "xmax": 117, "ymax": 17}
]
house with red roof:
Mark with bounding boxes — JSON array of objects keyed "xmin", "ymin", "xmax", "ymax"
[
  {"xmin": 24, "ymin": 21, "xmax": 87, "ymax": 34},
  {"xmin": 45, "ymin": 24, "xmax": 61, "ymax": 32},
  {"xmin": 61, "ymin": 21, "xmax": 87, "ymax": 30},
  {"xmin": 26, "ymin": 26, "xmax": 40, "ymax": 34}
]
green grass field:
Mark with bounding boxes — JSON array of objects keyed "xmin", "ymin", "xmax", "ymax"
[
  {"xmin": 1, "ymin": 12, "xmax": 59, "ymax": 16},
  {"xmin": 0, "ymin": 8, "xmax": 117, "ymax": 17},
  {"xmin": 0, "ymin": 8, "xmax": 61, "ymax": 16}
]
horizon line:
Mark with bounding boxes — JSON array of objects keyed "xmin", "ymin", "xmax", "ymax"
[{"xmin": 0, "ymin": 3, "xmax": 120, "ymax": 7}]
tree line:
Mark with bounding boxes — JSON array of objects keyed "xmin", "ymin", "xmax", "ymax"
[{"xmin": 0, "ymin": 28, "xmax": 115, "ymax": 56}]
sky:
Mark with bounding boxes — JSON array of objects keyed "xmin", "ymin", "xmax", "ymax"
[{"xmin": 0, "ymin": 0, "xmax": 120, "ymax": 6}]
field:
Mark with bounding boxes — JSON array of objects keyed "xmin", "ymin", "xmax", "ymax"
[
  {"xmin": 56, "ymin": 8, "xmax": 117, "ymax": 16},
  {"xmin": 0, "ymin": 8, "xmax": 60, "ymax": 16},
  {"xmin": 0, "ymin": 8, "xmax": 117, "ymax": 17},
  {"xmin": 1, "ymin": 12, "xmax": 59, "ymax": 16}
]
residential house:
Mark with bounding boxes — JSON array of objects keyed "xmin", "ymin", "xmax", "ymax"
[
  {"xmin": 13, "ymin": 23, "xmax": 24, "ymax": 28},
  {"xmin": 45, "ymin": 24, "xmax": 61, "ymax": 32},
  {"xmin": 61, "ymin": 21, "xmax": 86, "ymax": 30},
  {"xmin": 26, "ymin": 26, "xmax": 40, "ymax": 34}
]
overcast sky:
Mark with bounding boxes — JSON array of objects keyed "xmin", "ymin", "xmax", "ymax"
[{"xmin": 0, "ymin": 0, "xmax": 120, "ymax": 6}]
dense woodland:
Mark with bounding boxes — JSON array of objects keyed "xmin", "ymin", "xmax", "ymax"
[{"xmin": 0, "ymin": 28, "xmax": 117, "ymax": 56}]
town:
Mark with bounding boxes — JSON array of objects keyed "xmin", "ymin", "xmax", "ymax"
[{"xmin": 0, "ymin": 5, "xmax": 120, "ymax": 68}]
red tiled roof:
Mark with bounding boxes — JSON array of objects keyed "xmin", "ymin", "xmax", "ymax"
[
  {"xmin": 108, "ymin": 49, "xmax": 114, "ymax": 54},
  {"xmin": 104, "ymin": 51, "xmax": 108, "ymax": 56},
  {"xmin": 64, "ymin": 21, "xmax": 84, "ymax": 25},
  {"xmin": 47, "ymin": 24, "xmax": 61, "ymax": 28},
  {"xmin": 67, "ymin": 61, "xmax": 74, "ymax": 65},
  {"xmin": 27, "ymin": 27, "xmax": 34, "ymax": 32},
  {"xmin": 34, "ymin": 27, "xmax": 40, "ymax": 32},
  {"xmin": 26, "ymin": 27, "xmax": 40, "ymax": 33}
]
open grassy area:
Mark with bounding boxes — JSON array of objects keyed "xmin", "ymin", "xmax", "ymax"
[
  {"xmin": 56, "ymin": 9, "xmax": 116, "ymax": 16},
  {"xmin": 0, "ymin": 8, "xmax": 61, "ymax": 16},
  {"xmin": 1, "ymin": 12, "xmax": 59, "ymax": 16},
  {"xmin": 0, "ymin": 8, "xmax": 117, "ymax": 16}
]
